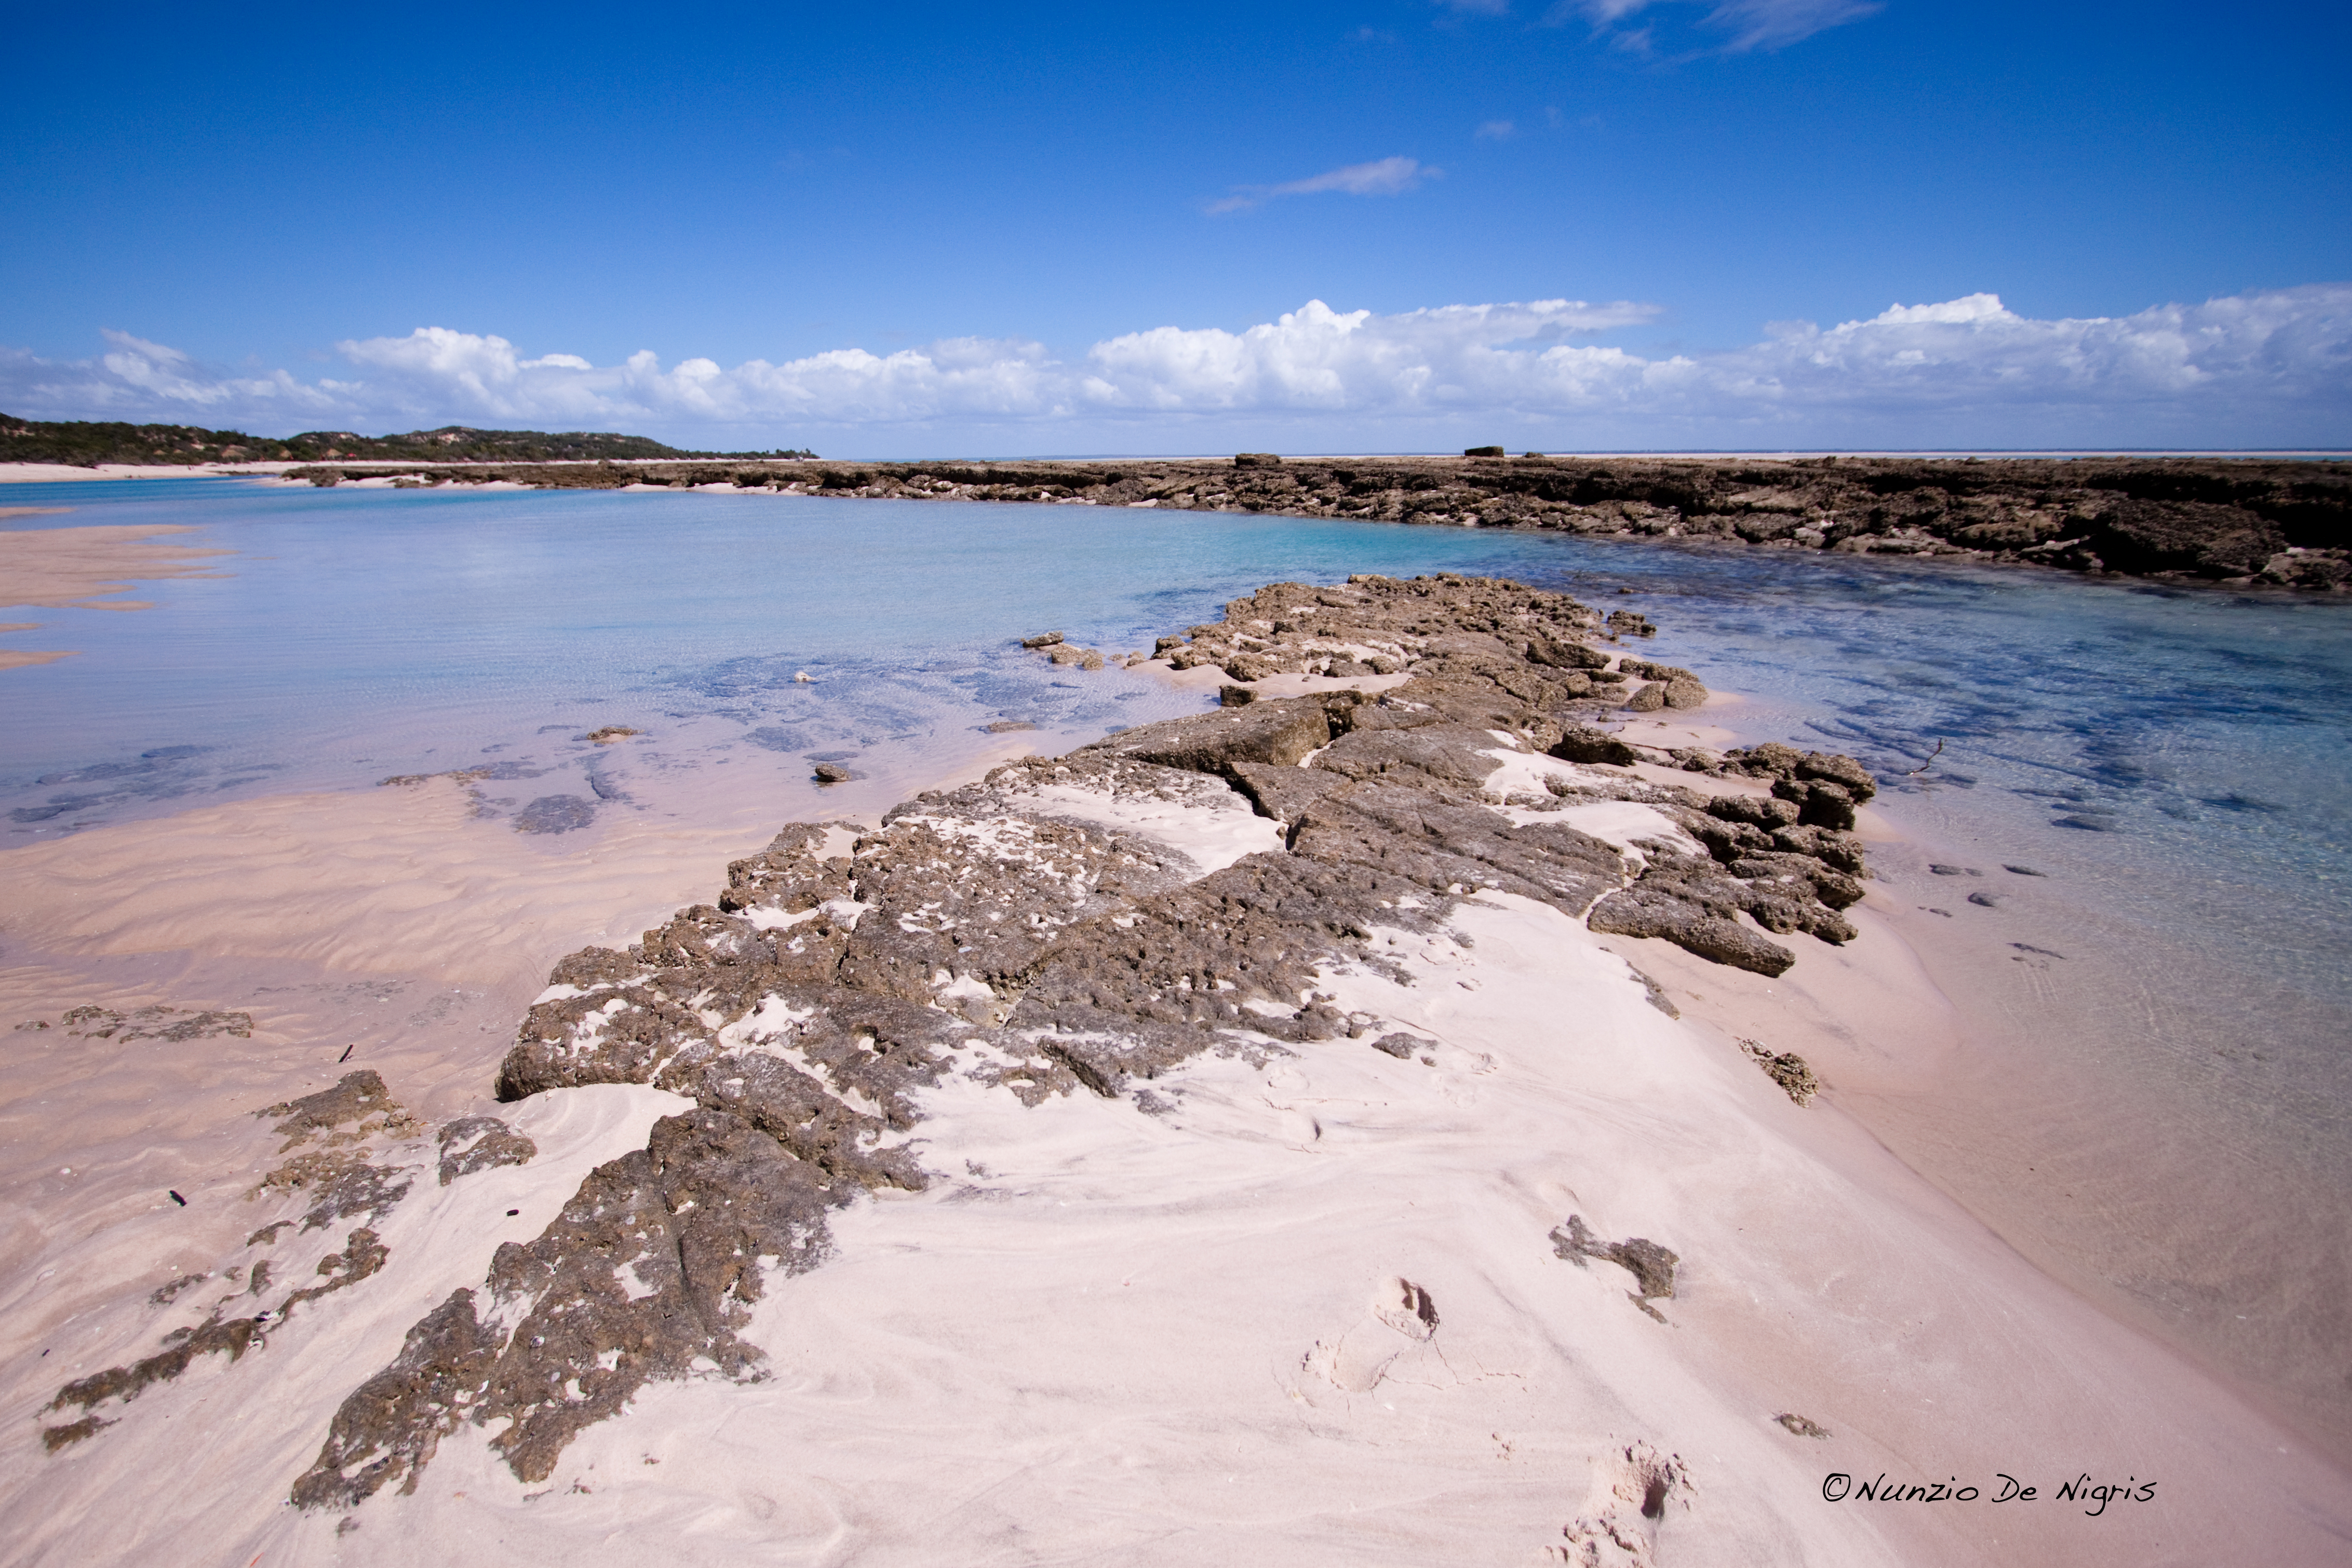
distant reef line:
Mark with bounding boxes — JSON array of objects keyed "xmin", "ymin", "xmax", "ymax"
[{"xmin": 281, "ymin": 452, "xmax": 2351, "ymax": 589}]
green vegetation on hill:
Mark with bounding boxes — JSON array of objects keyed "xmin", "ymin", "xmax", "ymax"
[{"xmin": 0, "ymin": 414, "xmax": 814, "ymax": 466}]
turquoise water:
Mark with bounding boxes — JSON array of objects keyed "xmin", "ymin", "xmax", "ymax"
[
  {"xmin": 9, "ymin": 480, "xmax": 2345, "ymax": 1001},
  {"xmin": 6, "ymin": 476, "xmax": 2350, "ymax": 1431},
  {"xmin": 0, "ymin": 479, "xmax": 1548, "ymax": 828},
  {"xmin": 6, "ymin": 479, "xmax": 2347, "ymax": 1023}
]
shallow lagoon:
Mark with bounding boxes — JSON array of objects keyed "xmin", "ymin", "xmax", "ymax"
[
  {"xmin": 5, "ymin": 475, "xmax": 2349, "ymax": 1444},
  {"xmin": 7, "ymin": 478, "xmax": 2344, "ymax": 1035}
]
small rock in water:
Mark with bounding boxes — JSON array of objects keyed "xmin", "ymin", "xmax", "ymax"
[
  {"xmin": 1928, "ymin": 863, "xmax": 1975, "ymax": 876},
  {"xmin": 582, "ymin": 726, "xmax": 639, "ymax": 745},
  {"xmin": 1775, "ymin": 1413, "xmax": 1832, "ymax": 1439},
  {"xmin": 983, "ymin": 719, "xmax": 1039, "ymax": 734},
  {"xmin": 514, "ymin": 795, "xmax": 597, "ymax": 834},
  {"xmin": 1218, "ymin": 684, "xmax": 1257, "ymax": 707},
  {"xmin": 1020, "ymin": 631, "xmax": 1065, "ymax": 648},
  {"xmin": 812, "ymin": 763, "xmax": 854, "ymax": 783},
  {"xmin": 1967, "ymin": 891, "xmax": 1999, "ymax": 908},
  {"xmin": 2005, "ymin": 863, "xmax": 2048, "ymax": 876}
]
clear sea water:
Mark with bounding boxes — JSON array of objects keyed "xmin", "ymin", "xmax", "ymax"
[{"xmin": 6, "ymin": 476, "xmax": 2349, "ymax": 1441}]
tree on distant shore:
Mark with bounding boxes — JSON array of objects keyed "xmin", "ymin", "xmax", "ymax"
[{"xmin": 0, "ymin": 414, "xmax": 812, "ymax": 466}]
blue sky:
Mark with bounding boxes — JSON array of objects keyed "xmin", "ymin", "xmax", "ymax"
[{"xmin": 4, "ymin": 0, "xmax": 2346, "ymax": 453}]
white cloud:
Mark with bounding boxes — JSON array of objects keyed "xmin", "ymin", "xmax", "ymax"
[
  {"xmin": 3, "ymin": 286, "xmax": 2345, "ymax": 453},
  {"xmin": 1079, "ymin": 299, "xmax": 1660, "ymax": 413},
  {"xmin": 1270, "ymin": 156, "xmax": 1433, "ymax": 197},
  {"xmin": 1546, "ymin": 0, "xmax": 1878, "ymax": 51},
  {"xmin": 1208, "ymin": 156, "xmax": 1437, "ymax": 213},
  {"xmin": 1475, "ymin": 119, "xmax": 1517, "ymax": 140},
  {"xmin": 59, "ymin": 328, "xmax": 343, "ymax": 418}
]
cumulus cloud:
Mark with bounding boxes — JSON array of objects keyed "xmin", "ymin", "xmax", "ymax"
[
  {"xmin": 1079, "ymin": 299, "xmax": 1660, "ymax": 412},
  {"xmin": 3, "ymin": 286, "xmax": 2345, "ymax": 452},
  {"xmin": 1208, "ymin": 156, "xmax": 1437, "ymax": 214},
  {"xmin": 14, "ymin": 329, "xmax": 348, "ymax": 419}
]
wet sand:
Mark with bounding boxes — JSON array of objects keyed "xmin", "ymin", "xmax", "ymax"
[
  {"xmin": 0, "ymin": 520, "xmax": 237, "ymax": 669},
  {"xmin": 1669, "ymin": 820, "xmax": 2352, "ymax": 1468}
]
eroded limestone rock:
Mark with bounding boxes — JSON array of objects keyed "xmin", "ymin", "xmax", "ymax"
[{"xmin": 289, "ymin": 573, "xmax": 1878, "ymax": 1501}]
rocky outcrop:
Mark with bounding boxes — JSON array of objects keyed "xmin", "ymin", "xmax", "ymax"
[
  {"xmin": 288, "ymin": 455, "xmax": 2351, "ymax": 588},
  {"xmin": 17, "ymin": 1004, "xmax": 254, "ymax": 1042},
  {"xmin": 279, "ymin": 573, "xmax": 1880, "ymax": 1502},
  {"xmin": 434, "ymin": 1116, "xmax": 536, "ymax": 1185},
  {"xmin": 1552, "ymin": 1214, "xmax": 1681, "ymax": 1305},
  {"xmin": 38, "ymin": 1069, "xmax": 489, "ymax": 1455}
]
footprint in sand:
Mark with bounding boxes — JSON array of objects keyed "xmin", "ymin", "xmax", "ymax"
[
  {"xmin": 1553, "ymin": 1440, "xmax": 1690, "ymax": 1567},
  {"xmin": 1305, "ymin": 1276, "xmax": 1444, "ymax": 1394}
]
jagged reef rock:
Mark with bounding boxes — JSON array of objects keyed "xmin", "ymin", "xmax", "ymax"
[
  {"xmin": 293, "ymin": 573, "xmax": 1880, "ymax": 1498},
  {"xmin": 290, "ymin": 454, "xmax": 2351, "ymax": 588}
]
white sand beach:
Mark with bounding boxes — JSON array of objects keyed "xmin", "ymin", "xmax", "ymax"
[{"xmin": 2, "ymin": 582, "xmax": 2346, "ymax": 1567}]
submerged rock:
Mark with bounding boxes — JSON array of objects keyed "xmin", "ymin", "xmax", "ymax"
[
  {"xmin": 514, "ymin": 795, "xmax": 596, "ymax": 833},
  {"xmin": 33, "ymin": 1003, "xmax": 253, "ymax": 1042}
]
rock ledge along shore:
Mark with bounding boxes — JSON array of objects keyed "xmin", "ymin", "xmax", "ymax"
[
  {"xmin": 37, "ymin": 575, "xmax": 1875, "ymax": 1525},
  {"xmin": 282, "ymin": 452, "xmax": 2352, "ymax": 588}
]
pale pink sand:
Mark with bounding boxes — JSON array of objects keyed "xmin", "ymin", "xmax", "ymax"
[
  {"xmin": 0, "ymin": 463, "xmax": 295, "ymax": 483},
  {"xmin": 2, "ymin": 685, "xmax": 2346, "ymax": 1565},
  {"xmin": 0, "ymin": 519, "xmax": 237, "ymax": 667},
  {"xmin": 0, "ymin": 521, "xmax": 232, "ymax": 611}
]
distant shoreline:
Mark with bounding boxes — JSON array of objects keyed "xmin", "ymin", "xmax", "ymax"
[
  {"xmin": 8, "ymin": 452, "xmax": 2345, "ymax": 591},
  {"xmin": 5, "ymin": 447, "xmax": 2350, "ymax": 484},
  {"xmin": 203, "ymin": 450, "xmax": 2352, "ymax": 591}
]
